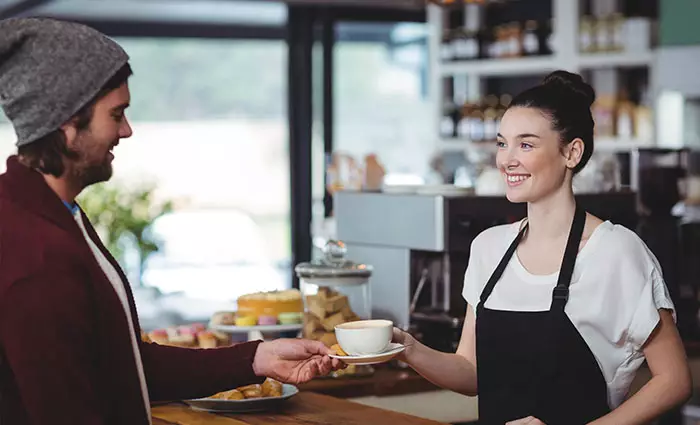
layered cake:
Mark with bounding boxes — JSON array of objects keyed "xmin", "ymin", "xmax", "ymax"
[{"xmin": 236, "ymin": 289, "xmax": 304, "ymax": 322}]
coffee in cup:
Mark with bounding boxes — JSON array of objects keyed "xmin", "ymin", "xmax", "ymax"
[{"xmin": 334, "ymin": 319, "xmax": 393, "ymax": 356}]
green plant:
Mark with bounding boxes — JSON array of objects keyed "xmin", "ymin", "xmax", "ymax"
[{"xmin": 78, "ymin": 181, "xmax": 175, "ymax": 285}]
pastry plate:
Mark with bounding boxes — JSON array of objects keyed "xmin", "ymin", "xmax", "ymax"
[
  {"xmin": 184, "ymin": 384, "xmax": 299, "ymax": 413},
  {"xmin": 210, "ymin": 323, "xmax": 303, "ymax": 334},
  {"xmin": 329, "ymin": 343, "xmax": 406, "ymax": 365}
]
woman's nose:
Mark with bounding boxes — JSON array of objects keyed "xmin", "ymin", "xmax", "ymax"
[{"xmin": 499, "ymin": 151, "xmax": 519, "ymax": 170}]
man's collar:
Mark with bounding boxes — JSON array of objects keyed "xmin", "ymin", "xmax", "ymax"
[
  {"xmin": 62, "ymin": 200, "xmax": 79, "ymax": 215},
  {"xmin": 1, "ymin": 155, "xmax": 84, "ymax": 237}
]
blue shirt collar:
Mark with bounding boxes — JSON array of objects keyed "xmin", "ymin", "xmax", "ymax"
[{"xmin": 62, "ymin": 200, "xmax": 79, "ymax": 215}]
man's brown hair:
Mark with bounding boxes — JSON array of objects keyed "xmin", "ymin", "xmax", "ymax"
[{"xmin": 18, "ymin": 63, "xmax": 133, "ymax": 177}]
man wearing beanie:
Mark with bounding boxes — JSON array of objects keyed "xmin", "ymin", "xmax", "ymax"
[{"xmin": 0, "ymin": 18, "xmax": 341, "ymax": 425}]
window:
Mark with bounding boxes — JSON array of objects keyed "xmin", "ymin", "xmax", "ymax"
[
  {"xmin": 310, "ymin": 21, "xmax": 431, "ymax": 255},
  {"xmin": 0, "ymin": 38, "xmax": 291, "ymax": 330},
  {"xmin": 113, "ymin": 38, "xmax": 290, "ymax": 329},
  {"xmin": 334, "ymin": 22, "xmax": 433, "ymax": 184}
]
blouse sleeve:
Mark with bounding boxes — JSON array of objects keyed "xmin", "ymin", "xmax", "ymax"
[
  {"xmin": 627, "ymin": 267, "xmax": 676, "ymax": 351},
  {"xmin": 462, "ymin": 239, "xmax": 484, "ymax": 310}
]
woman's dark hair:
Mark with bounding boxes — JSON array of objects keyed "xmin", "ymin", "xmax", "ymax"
[
  {"xmin": 18, "ymin": 63, "xmax": 134, "ymax": 177},
  {"xmin": 509, "ymin": 70, "xmax": 596, "ymax": 174}
]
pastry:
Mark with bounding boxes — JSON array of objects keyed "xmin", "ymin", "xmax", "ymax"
[
  {"xmin": 262, "ymin": 378, "xmax": 283, "ymax": 397},
  {"xmin": 303, "ymin": 312, "xmax": 323, "ymax": 337},
  {"xmin": 306, "ymin": 295, "xmax": 327, "ymax": 320},
  {"xmin": 324, "ymin": 294, "xmax": 349, "ymax": 314},
  {"xmin": 210, "ymin": 311, "xmax": 236, "ymax": 326},
  {"xmin": 211, "ymin": 389, "xmax": 244, "ymax": 400},
  {"xmin": 148, "ymin": 329, "xmax": 169, "ymax": 345},
  {"xmin": 189, "ymin": 323, "xmax": 207, "ymax": 333},
  {"xmin": 208, "ymin": 379, "xmax": 283, "ymax": 400},
  {"xmin": 165, "ymin": 327, "xmax": 180, "ymax": 340},
  {"xmin": 237, "ymin": 289, "xmax": 304, "ymax": 318},
  {"xmin": 330, "ymin": 343, "xmax": 348, "ymax": 356},
  {"xmin": 178, "ymin": 325, "xmax": 198, "ymax": 336},
  {"xmin": 234, "ymin": 315, "xmax": 257, "ymax": 327},
  {"xmin": 318, "ymin": 286, "xmax": 336, "ymax": 299},
  {"xmin": 224, "ymin": 390, "xmax": 244, "ymax": 400},
  {"xmin": 319, "ymin": 332, "xmax": 338, "ymax": 348},
  {"xmin": 257, "ymin": 315, "xmax": 278, "ymax": 326},
  {"xmin": 239, "ymin": 384, "xmax": 263, "ymax": 399},
  {"xmin": 168, "ymin": 332, "xmax": 196, "ymax": 347},
  {"xmin": 278, "ymin": 312, "xmax": 303, "ymax": 325},
  {"xmin": 197, "ymin": 331, "xmax": 218, "ymax": 349},
  {"xmin": 211, "ymin": 330, "xmax": 231, "ymax": 346},
  {"xmin": 322, "ymin": 311, "xmax": 345, "ymax": 332}
]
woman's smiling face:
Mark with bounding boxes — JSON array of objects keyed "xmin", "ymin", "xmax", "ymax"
[{"xmin": 496, "ymin": 106, "xmax": 575, "ymax": 204}]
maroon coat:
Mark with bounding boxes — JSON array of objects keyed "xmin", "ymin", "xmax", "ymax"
[{"xmin": 0, "ymin": 156, "xmax": 265, "ymax": 424}]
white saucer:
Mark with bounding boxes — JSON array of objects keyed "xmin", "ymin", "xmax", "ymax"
[{"xmin": 329, "ymin": 343, "xmax": 405, "ymax": 365}]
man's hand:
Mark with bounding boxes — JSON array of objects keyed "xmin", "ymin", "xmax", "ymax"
[
  {"xmin": 506, "ymin": 417, "xmax": 545, "ymax": 425},
  {"xmin": 252, "ymin": 338, "xmax": 344, "ymax": 384}
]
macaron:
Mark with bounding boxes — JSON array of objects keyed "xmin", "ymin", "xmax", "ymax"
[
  {"xmin": 178, "ymin": 325, "xmax": 197, "ymax": 336},
  {"xmin": 190, "ymin": 323, "xmax": 207, "ymax": 333},
  {"xmin": 235, "ymin": 315, "xmax": 257, "ymax": 327},
  {"xmin": 278, "ymin": 312, "xmax": 303, "ymax": 325},
  {"xmin": 257, "ymin": 315, "xmax": 278, "ymax": 326},
  {"xmin": 150, "ymin": 329, "xmax": 168, "ymax": 338}
]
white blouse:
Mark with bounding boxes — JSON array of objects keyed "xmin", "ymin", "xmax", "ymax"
[{"xmin": 462, "ymin": 220, "xmax": 675, "ymax": 408}]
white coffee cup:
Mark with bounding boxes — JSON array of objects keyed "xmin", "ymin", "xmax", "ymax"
[{"xmin": 335, "ymin": 319, "xmax": 393, "ymax": 356}]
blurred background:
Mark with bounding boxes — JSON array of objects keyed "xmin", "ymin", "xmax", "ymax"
[
  {"xmin": 3, "ymin": 1, "xmax": 700, "ymax": 422},
  {"xmin": 0, "ymin": 0, "xmax": 435, "ymax": 329}
]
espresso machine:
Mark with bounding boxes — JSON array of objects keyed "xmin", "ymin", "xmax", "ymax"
[
  {"xmin": 630, "ymin": 148, "xmax": 700, "ymax": 341},
  {"xmin": 335, "ymin": 191, "xmax": 638, "ymax": 353}
]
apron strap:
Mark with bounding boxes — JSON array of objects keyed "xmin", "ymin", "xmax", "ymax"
[
  {"xmin": 478, "ymin": 221, "xmax": 528, "ymax": 308},
  {"xmin": 550, "ymin": 206, "xmax": 587, "ymax": 312}
]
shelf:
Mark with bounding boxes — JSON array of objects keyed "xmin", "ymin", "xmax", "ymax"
[
  {"xmin": 595, "ymin": 137, "xmax": 655, "ymax": 152},
  {"xmin": 439, "ymin": 51, "xmax": 654, "ymax": 78},
  {"xmin": 577, "ymin": 51, "xmax": 655, "ymax": 69},
  {"xmin": 437, "ymin": 137, "xmax": 654, "ymax": 153},
  {"xmin": 439, "ymin": 55, "xmax": 561, "ymax": 77},
  {"xmin": 437, "ymin": 137, "xmax": 496, "ymax": 151}
]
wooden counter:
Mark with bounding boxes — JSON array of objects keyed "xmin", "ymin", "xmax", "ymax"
[
  {"xmin": 151, "ymin": 392, "xmax": 450, "ymax": 425},
  {"xmin": 298, "ymin": 366, "xmax": 439, "ymax": 398}
]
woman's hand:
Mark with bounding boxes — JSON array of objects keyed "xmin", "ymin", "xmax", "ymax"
[
  {"xmin": 506, "ymin": 417, "xmax": 546, "ymax": 425},
  {"xmin": 391, "ymin": 327, "xmax": 417, "ymax": 363}
]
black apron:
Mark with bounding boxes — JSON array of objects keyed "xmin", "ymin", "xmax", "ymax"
[{"xmin": 475, "ymin": 207, "xmax": 611, "ymax": 425}]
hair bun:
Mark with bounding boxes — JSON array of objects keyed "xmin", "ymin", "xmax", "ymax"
[{"xmin": 543, "ymin": 70, "xmax": 596, "ymax": 107}]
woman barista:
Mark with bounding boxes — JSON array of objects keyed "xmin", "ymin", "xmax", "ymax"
[{"xmin": 393, "ymin": 71, "xmax": 691, "ymax": 424}]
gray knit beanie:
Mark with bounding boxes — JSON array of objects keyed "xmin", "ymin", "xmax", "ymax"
[{"xmin": 0, "ymin": 17, "xmax": 129, "ymax": 147}]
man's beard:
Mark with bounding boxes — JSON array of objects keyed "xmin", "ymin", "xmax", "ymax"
[
  {"xmin": 75, "ymin": 159, "xmax": 113, "ymax": 187},
  {"xmin": 68, "ymin": 134, "xmax": 114, "ymax": 188}
]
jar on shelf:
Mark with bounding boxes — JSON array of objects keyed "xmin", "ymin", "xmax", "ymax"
[
  {"xmin": 522, "ymin": 20, "xmax": 540, "ymax": 56},
  {"xmin": 440, "ymin": 29, "xmax": 455, "ymax": 62},
  {"xmin": 507, "ymin": 22, "xmax": 522, "ymax": 58},
  {"xmin": 295, "ymin": 241, "xmax": 378, "ymax": 378},
  {"xmin": 594, "ymin": 15, "xmax": 613, "ymax": 52},
  {"xmin": 295, "ymin": 240, "xmax": 373, "ymax": 326},
  {"xmin": 609, "ymin": 13, "xmax": 625, "ymax": 52},
  {"xmin": 579, "ymin": 16, "xmax": 595, "ymax": 53}
]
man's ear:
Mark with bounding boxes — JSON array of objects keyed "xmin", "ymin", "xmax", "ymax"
[{"xmin": 59, "ymin": 120, "xmax": 79, "ymax": 149}]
